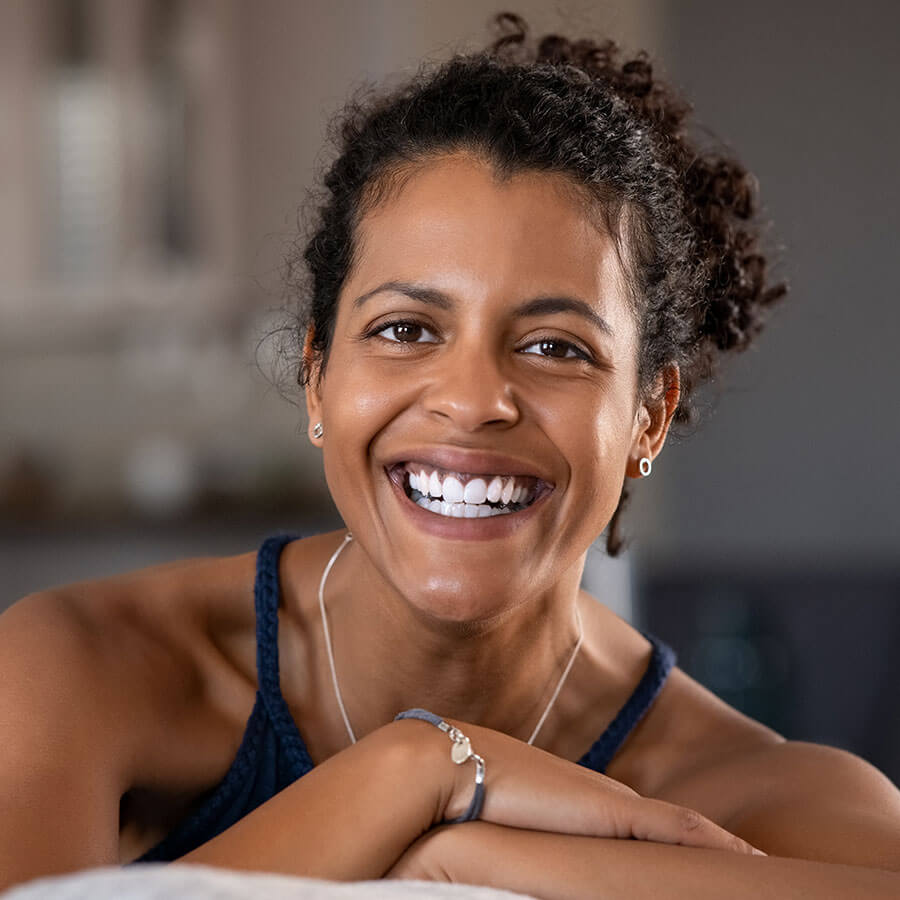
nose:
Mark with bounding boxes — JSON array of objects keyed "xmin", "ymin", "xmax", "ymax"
[{"xmin": 422, "ymin": 340, "xmax": 520, "ymax": 431}]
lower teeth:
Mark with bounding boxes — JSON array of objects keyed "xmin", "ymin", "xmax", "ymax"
[{"xmin": 408, "ymin": 488, "xmax": 519, "ymax": 518}]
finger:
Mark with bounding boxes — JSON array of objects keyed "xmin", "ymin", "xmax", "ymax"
[{"xmin": 619, "ymin": 797, "xmax": 763, "ymax": 855}]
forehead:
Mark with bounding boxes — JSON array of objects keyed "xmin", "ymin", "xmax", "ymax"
[{"xmin": 347, "ymin": 154, "xmax": 634, "ymax": 334}]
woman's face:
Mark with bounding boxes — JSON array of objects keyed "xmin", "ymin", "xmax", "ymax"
[{"xmin": 307, "ymin": 154, "xmax": 667, "ymax": 622}]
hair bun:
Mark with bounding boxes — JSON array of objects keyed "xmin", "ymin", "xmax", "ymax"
[{"xmin": 685, "ymin": 155, "xmax": 787, "ymax": 354}]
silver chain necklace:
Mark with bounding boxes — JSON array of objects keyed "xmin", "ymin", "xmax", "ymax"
[{"xmin": 318, "ymin": 532, "xmax": 584, "ymax": 747}]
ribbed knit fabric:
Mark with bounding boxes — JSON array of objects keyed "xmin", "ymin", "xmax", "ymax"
[{"xmin": 134, "ymin": 534, "xmax": 675, "ymax": 863}]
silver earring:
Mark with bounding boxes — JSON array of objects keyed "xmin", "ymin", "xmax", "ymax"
[
  {"xmin": 312, "ymin": 422, "xmax": 324, "ymax": 440},
  {"xmin": 639, "ymin": 457, "xmax": 652, "ymax": 477}
]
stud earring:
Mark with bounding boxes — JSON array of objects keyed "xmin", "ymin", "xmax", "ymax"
[
  {"xmin": 312, "ymin": 422, "xmax": 324, "ymax": 440},
  {"xmin": 639, "ymin": 457, "xmax": 652, "ymax": 477}
]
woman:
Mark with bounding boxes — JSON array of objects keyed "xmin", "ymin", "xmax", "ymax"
[{"xmin": 2, "ymin": 14, "xmax": 898, "ymax": 898}]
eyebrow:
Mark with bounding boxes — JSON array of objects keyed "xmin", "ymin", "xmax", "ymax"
[{"xmin": 352, "ymin": 280, "xmax": 615, "ymax": 338}]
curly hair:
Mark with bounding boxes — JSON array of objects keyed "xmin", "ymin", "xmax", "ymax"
[{"xmin": 289, "ymin": 12, "xmax": 786, "ymax": 555}]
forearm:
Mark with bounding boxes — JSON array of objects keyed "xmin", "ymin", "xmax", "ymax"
[
  {"xmin": 179, "ymin": 720, "xmax": 455, "ymax": 880},
  {"xmin": 416, "ymin": 823, "xmax": 900, "ymax": 900}
]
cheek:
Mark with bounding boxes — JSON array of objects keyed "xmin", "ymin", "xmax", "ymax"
[
  {"xmin": 318, "ymin": 352, "xmax": 417, "ymax": 472},
  {"xmin": 547, "ymin": 377, "xmax": 633, "ymax": 443},
  {"xmin": 542, "ymin": 387, "xmax": 633, "ymax": 495}
]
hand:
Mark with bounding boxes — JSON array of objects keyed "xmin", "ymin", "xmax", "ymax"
[{"xmin": 426, "ymin": 718, "xmax": 763, "ymax": 856}]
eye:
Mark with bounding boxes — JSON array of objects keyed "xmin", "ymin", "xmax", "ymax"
[
  {"xmin": 521, "ymin": 338, "xmax": 591, "ymax": 361},
  {"xmin": 373, "ymin": 320, "xmax": 438, "ymax": 344}
]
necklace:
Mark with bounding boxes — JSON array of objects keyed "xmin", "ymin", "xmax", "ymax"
[{"xmin": 318, "ymin": 532, "xmax": 584, "ymax": 747}]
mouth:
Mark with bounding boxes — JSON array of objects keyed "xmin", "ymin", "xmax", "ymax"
[{"xmin": 387, "ymin": 462, "xmax": 551, "ymax": 519}]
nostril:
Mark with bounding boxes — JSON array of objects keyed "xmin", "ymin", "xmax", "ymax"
[{"xmin": 421, "ymin": 377, "xmax": 520, "ymax": 430}]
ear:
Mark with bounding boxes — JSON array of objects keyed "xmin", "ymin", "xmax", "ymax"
[
  {"xmin": 626, "ymin": 364, "xmax": 680, "ymax": 479},
  {"xmin": 303, "ymin": 329, "xmax": 325, "ymax": 447}
]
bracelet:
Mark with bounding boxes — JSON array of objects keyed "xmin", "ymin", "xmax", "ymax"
[{"xmin": 395, "ymin": 708, "xmax": 485, "ymax": 823}]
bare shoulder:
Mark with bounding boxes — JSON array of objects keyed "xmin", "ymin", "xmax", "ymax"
[
  {"xmin": 615, "ymin": 665, "xmax": 900, "ymax": 866},
  {"xmin": 605, "ymin": 664, "xmax": 782, "ymax": 803},
  {"xmin": 0, "ymin": 548, "xmax": 259, "ymax": 780},
  {"xmin": 0, "ymin": 548, "xmax": 271, "ymax": 884}
]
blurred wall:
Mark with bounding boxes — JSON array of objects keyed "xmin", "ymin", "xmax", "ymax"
[{"xmin": 632, "ymin": 0, "xmax": 900, "ymax": 573}]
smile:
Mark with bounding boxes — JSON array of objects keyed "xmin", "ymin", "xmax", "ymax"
[{"xmin": 394, "ymin": 463, "xmax": 542, "ymax": 518}]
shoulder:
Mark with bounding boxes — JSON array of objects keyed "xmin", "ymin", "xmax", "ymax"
[
  {"xmin": 0, "ymin": 548, "xmax": 260, "ymax": 780},
  {"xmin": 625, "ymin": 667, "xmax": 900, "ymax": 867},
  {"xmin": 607, "ymin": 664, "xmax": 783, "ymax": 802},
  {"xmin": 681, "ymin": 738, "xmax": 900, "ymax": 867}
]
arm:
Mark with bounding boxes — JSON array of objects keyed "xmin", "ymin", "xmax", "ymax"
[
  {"xmin": 179, "ymin": 719, "xmax": 457, "ymax": 879},
  {"xmin": 391, "ymin": 823, "xmax": 900, "ymax": 900},
  {"xmin": 180, "ymin": 716, "xmax": 756, "ymax": 878},
  {"xmin": 0, "ymin": 594, "xmax": 126, "ymax": 891},
  {"xmin": 390, "ymin": 741, "xmax": 900, "ymax": 899}
]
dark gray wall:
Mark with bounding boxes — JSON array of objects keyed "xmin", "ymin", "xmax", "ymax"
[{"xmin": 632, "ymin": 0, "xmax": 900, "ymax": 570}]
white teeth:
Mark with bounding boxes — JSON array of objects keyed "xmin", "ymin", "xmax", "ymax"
[
  {"xmin": 416, "ymin": 495, "xmax": 519, "ymax": 519},
  {"xmin": 442, "ymin": 476, "xmax": 464, "ymax": 503},
  {"xmin": 406, "ymin": 466, "xmax": 538, "ymax": 517},
  {"xmin": 463, "ymin": 478, "xmax": 487, "ymax": 504}
]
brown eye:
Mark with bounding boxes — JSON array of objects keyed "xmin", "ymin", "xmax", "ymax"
[
  {"xmin": 522, "ymin": 338, "xmax": 588, "ymax": 361},
  {"xmin": 392, "ymin": 323, "xmax": 423, "ymax": 342},
  {"xmin": 539, "ymin": 340, "xmax": 568, "ymax": 358},
  {"xmin": 374, "ymin": 321, "xmax": 438, "ymax": 344}
]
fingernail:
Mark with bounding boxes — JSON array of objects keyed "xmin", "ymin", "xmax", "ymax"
[{"xmin": 752, "ymin": 848, "xmax": 767, "ymax": 856}]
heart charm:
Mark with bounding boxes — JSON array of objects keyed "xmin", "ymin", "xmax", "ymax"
[{"xmin": 451, "ymin": 737, "xmax": 472, "ymax": 764}]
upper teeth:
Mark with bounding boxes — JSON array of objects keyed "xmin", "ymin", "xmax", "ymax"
[{"xmin": 407, "ymin": 469, "xmax": 530, "ymax": 506}]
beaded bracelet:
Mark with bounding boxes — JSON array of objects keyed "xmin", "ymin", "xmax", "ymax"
[{"xmin": 395, "ymin": 708, "xmax": 486, "ymax": 823}]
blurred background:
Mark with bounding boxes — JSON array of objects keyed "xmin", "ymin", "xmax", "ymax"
[{"xmin": 1, "ymin": 0, "xmax": 897, "ymax": 780}]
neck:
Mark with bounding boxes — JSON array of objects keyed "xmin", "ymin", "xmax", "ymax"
[{"xmin": 320, "ymin": 534, "xmax": 587, "ymax": 744}]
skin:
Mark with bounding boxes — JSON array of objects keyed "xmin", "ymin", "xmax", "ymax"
[{"xmin": 1, "ymin": 153, "xmax": 898, "ymax": 895}]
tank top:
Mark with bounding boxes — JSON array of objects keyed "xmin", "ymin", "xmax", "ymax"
[{"xmin": 134, "ymin": 534, "xmax": 676, "ymax": 863}]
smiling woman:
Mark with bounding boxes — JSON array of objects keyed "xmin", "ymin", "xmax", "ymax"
[
  {"xmin": 1, "ymin": 12, "xmax": 899, "ymax": 900},
  {"xmin": 305, "ymin": 158, "xmax": 645, "ymax": 624}
]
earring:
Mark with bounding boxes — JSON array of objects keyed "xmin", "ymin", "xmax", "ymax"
[
  {"xmin": 639, "ymin": 457, "xmax": 652, "ymax": 477},
  {"xmin": 312, "ymin": 422, "xmax": 324, "ymax": 440}
]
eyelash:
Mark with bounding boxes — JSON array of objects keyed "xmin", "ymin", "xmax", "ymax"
[
  {"xmin": 520, "ymin": 339, "xmax": 592, "ymax": 362},
  {"xmin": 365, "ymin": 318, "xmax": 596, "ymax": 364},
  {"xmin": 367, "ymin": 319, "xmax": 438, "ymax": 345}
]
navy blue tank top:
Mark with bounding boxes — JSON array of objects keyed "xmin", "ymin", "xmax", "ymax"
[{"xmin": 135, "ymin": 534, "xmax": 675, "ymax": 863}]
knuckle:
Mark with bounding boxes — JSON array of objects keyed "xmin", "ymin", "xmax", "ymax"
[
  {"xmin": 676, "ymin": 805, "xmax": 705, "ymax": 834},
  {"xmin": 731, "ymin": 834, "xmax": 753, "ymax": 854}
]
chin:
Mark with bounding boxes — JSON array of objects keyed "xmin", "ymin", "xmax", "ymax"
[{"xmin": 404, "ymin": 572, "xmax": 519, "ymax": 627}]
